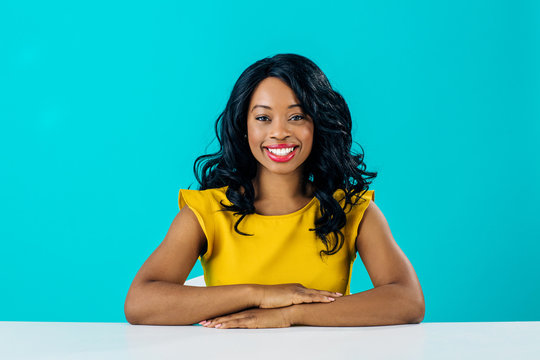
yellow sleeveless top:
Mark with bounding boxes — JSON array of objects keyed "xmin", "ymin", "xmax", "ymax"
[{"xmin": 178, "ymin": 186, "xmax": 374, "ymax": 295}]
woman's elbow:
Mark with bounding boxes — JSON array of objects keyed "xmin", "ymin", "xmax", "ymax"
[
  {"xmin": 124, "ymin": 292, "xmax": 146, "ymax": 325},
  {"xmin": 400, "ymin": 285, "xmax": 425, "ymax": 324},
  {"xmin": 405, "ymin": 281, "xmax": 425, "ymax": 324},
  {"xmin": 409, "ymin": 298, "xmax": 425, "ymax": 324},
  {"xmin": 124, "ymin": 300, "xmax": 140, "ymax": 325}
]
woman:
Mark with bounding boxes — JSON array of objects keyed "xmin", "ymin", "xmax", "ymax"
[{"xmin": 124, "ymin": 53, "xmax": 425, "ymax": 328}]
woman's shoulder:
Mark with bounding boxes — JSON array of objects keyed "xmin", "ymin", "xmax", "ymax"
[{"xmin": 178, "ymin": 185, "xmax": 230, "ymax": 211}]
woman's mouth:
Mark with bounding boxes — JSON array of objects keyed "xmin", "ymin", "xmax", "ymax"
[{"xmin": 264, "ymin": 146, "xmax": 299, "ymax": 162}]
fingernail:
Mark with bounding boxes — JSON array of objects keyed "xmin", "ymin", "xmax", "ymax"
[
  {"xmin": 327, "ymin": 297, "xmax": 335, "ymax": 301},
  {"xmin": 335, "ymin": 292, "xmax": 343, "ymax": 296},
  {"xmin": 215, "ymin": 323, "xmax": 222, "ymax": 328}
]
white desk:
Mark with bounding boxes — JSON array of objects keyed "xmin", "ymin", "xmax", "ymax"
[{"xmin": 1, "ymin": 321, "xmax": 538, "ymax": 359}]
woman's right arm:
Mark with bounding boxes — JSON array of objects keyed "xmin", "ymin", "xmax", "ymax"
[{"xmin": 124, "ymin": 205, "xmax": 261, "ymax": 325}]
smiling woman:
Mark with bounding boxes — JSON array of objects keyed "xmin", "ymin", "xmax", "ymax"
[{"xmin": 124, "ymin": 53, "xmax": 425, "ymax": 328}]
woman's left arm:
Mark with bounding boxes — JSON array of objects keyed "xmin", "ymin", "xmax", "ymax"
[{"xmin": 285, "ymin": 200, "xmax": 425, "ymax": 326}]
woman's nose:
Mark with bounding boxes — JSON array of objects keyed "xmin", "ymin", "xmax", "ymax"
[{"xmin": 269, "ymin": 119, "xmax": 291, "ymax": 139}]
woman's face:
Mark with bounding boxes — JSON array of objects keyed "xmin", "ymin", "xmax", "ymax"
[{"xmin": 247, "ymin": 77, "xmax": 314, "ymax": 177}]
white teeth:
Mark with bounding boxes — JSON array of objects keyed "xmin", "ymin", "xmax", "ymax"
[{"xmin": 267, "ymin": 147, "xmax": 295, "ymax": 156}]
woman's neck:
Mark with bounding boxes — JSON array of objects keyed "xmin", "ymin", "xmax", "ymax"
[{"xmin": 250, "ymin": 168, "xmax": 314, "ymax": 203}]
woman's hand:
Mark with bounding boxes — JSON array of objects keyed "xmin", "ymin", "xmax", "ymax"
[
  {"xmin": 199, "ymin": 307, "xmax": 292, "ymax": 329},
  {"xmin": 255, "ymin": 283, "xmax": 343, "ymax": 308}
]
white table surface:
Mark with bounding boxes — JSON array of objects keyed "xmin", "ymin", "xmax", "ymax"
[{"xmin": 1, "ymin": 321, "xmax": 538, "ymax": 359}]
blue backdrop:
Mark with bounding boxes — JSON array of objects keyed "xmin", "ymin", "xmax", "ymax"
[{"xmin": 1, "ymin": 0, "xmax": 538, "ymax": 322}]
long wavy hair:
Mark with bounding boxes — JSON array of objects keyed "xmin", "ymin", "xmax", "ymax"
[{"xmin": 191, "ymin": 53, "xmax": 378, "ymax": 260}]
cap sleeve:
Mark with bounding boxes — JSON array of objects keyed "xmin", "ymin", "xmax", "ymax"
[
  {"xmin": 344, "ymin": 189, "xmax": 375, "ymax": 261},
  {"xmin": 178, "ymin": 188, "xmax": 215, "ymax": 260}
]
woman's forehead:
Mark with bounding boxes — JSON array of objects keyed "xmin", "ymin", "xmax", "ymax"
[{"xmin": 250, "ymin": 78, "xmax": 301, "ymax": 110}]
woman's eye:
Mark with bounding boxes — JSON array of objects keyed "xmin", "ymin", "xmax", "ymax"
[{"xmin": 255, "ymin": 115, "xmax": 305, "ymax": 122}]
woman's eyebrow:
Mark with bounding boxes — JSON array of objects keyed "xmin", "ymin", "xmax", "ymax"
[{"xmin": 251, "ymin": 104, "xmax": 301, "ymax": 112}]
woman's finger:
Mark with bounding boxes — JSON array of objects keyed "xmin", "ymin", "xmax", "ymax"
[
  {"xmin": 204, "ymin": 313, "xmax": 244, "ymax": 327},
  {"xmin": 313, "ymin": 289, "xmax": 343, "ymax": 297},
  {"xmin": 303, "ymin": 290, "xmax": 334, "ymax": 301},
  {"xmin": 201, "ymin": 317, "xmax": 222, "ymax": 327},
  {"xmin": 207, "ymin": 317, "xmax": 246, "ymax": 328},
  {"xmin": 204, "ymin": 318, "xmax": 225, "ymax": 327},
  {"xmin": 299, "ymin": 292, "xmax": 341, "ymax": 304},
  {"xmin": 218, "ymin": 318, "xmax": 252, "ymax": 329},
  {"xmin": 310, "ymin": 290, "xmax": 343, "ymax": 301}
]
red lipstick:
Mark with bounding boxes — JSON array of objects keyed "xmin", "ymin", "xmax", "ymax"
[{"xmin": 264, "ymin": 144, "xmax": 299, "ymax": 163}]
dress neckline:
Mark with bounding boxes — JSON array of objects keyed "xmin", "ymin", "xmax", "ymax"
[
  {"xmin": 252, "ymin": 195, "xmax": 318, "ymax": 219},
  {"xmin": 217, "ymin": 185, "xmax": 318, "ymax": 219}
]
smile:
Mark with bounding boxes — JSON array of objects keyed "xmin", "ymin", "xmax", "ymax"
[{"xmin": 264, "ymin": 146, "xmax": 299, "ymax": 162}]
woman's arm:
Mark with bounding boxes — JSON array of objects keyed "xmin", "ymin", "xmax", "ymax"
[
  {"xmin": 124, "ymin": 206, "xmax": 260, "ymax": 325},
  {"xmin": 284, "ymin": 201, "xmax": 425, "ymax": 326},
  {"xmin": 126, "ymin": 281, "xmax": 259, "ymax": 326}
]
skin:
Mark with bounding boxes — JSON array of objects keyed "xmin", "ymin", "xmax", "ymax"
[{"xmin": 199, "ymin": 78, "xmax": 425, "ymax": 329}]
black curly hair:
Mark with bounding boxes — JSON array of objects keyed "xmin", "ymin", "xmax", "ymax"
[{"xmin": 190, "ymin": 53, "xmax": 377, "ymax": 259}]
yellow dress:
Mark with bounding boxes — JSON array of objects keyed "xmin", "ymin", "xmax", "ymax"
[{"xmin": 178, "ymin": 186, "xmax": 374, "ymax": 295}]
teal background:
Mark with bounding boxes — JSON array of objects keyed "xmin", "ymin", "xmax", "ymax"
[{"xmin": 1, "ymin": 0, "xmax": 538, "ymax": 323}]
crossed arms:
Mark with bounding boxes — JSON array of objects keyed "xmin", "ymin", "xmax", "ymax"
[{"xmin": 124, "ymin": 201, "xmax": 424, "ymax": 327}]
